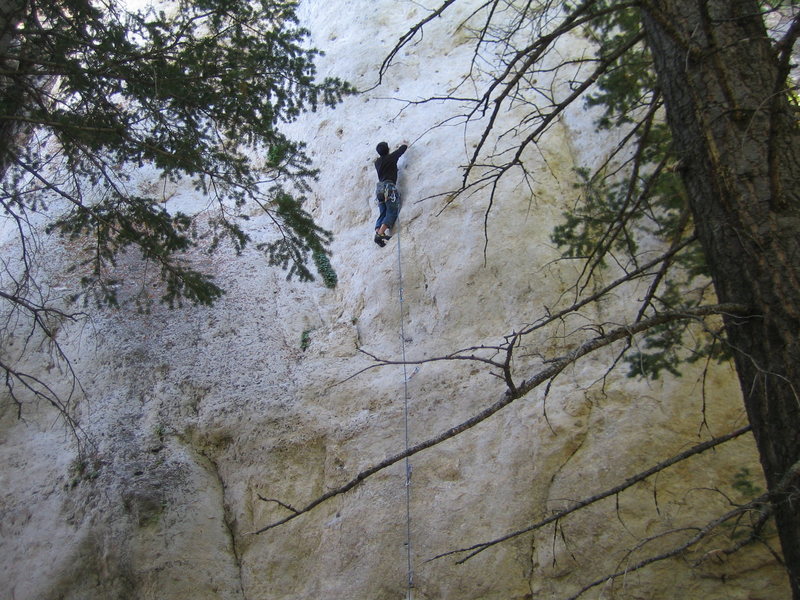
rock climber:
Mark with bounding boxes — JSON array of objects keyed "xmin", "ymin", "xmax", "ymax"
[{"xmin": 373, "ymin": 141, "xmax": 408, "ymax": 247}]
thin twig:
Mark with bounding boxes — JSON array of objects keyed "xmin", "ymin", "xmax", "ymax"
[
  {"xmin": 251, "ymin": 304, "xmax": 748, "ymax": 535},
  {"xmin": 428, "ymin": 425, "xmax": 752, "ymax": 564}
]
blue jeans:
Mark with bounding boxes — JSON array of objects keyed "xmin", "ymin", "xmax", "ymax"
[{"xmin": 375, "ymin": 181, "xmax": 401, "ymax": 230}]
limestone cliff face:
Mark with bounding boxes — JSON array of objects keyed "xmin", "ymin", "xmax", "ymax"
[{"xmin": 0, "ymin": 1, "xmax": 790, "ymax": 599}]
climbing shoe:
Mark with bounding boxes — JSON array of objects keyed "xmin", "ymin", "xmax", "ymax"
[{"xmin": 374, "ymin": 234, "xmax": 386, "ymax": 247}]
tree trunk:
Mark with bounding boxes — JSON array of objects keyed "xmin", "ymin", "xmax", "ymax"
[
  {"xmin": 0, "ymin": 0, "xmax": 29, "ymax": 176},
  {"xmin": 641, "ymin": 0, "xmax": 800, "ymax": 595}
]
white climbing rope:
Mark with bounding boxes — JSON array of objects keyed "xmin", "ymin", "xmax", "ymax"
[{"xmin": 396, "ymin": 229, "xmax": 414, "ymax": 599}]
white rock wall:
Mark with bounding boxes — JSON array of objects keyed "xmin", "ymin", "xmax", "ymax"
[{"xmin": 0, "ymin": 1, "xmax": 790, "ymax": 599}]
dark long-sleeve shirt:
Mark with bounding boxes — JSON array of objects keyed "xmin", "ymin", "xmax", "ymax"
[{"xmin": 374, "ymin": 144, "xmax": 408, "ymax": 183}]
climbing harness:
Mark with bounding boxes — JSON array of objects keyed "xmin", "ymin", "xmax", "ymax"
[
  {"xmin": 396, "ymin": 229, "xmax": 414, "ymax": 599},
  {"xmin": 377, "ymin": 180, "xmax": 400, "ymax": 205}
]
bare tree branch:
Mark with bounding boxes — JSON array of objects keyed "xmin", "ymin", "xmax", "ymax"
[
  {"xmin": 563, "ymin": 458, "xmax": 800, "ymax": 599},
  {"xmin": 566, "ymin": 497, "xmax": 767, "ymax": 599},
  {"xmin": 429, "ymin": 425, "xmax": 753, "ymax": 564},
  {"xmin": 252, "ymin": 303, "xmax": 748, "ymax": 535},
  {"xmin": 372, "ymin": 0, "xmax": 460, "ymax": 88}
]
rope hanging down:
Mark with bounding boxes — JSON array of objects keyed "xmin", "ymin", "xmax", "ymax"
[{"xmin": 396, "ymin": 230, "xmax": 414, "ymax": 599}]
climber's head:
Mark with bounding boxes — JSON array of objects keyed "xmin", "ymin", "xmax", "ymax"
[{"xmin": 376, "ymin": 141, "xmax": 389, "ymax": 156}]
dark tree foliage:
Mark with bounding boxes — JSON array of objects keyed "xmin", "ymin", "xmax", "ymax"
[
  {"xmin": 1, "ymin": 0, "xmax": 351, "ymax": 306},
  {"xmin": 0, "ymin": 0, "xmax": 351, "ymax": 431}
]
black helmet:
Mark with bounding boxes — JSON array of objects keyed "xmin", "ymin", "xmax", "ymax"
[{"xmin": 376, "ymin": 141, "xmax": 389, "ymax": 156}]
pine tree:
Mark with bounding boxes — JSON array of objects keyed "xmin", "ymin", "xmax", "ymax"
[
  {"xmin": 0, "ymin": 0, "xmax": 352, "ymax": 432},
  {"xmin": 0, "ymin": 0, "xmax": 352, "ymax": 309}
]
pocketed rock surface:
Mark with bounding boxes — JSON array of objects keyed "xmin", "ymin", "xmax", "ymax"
[{"xmin": 0, "ymin": 1, "xmax": 789, "ymax": 599}]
